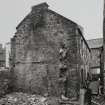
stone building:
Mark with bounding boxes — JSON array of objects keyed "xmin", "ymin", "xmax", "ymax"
[
  {"xmin": 0, "ymin": 44, "xmax": 5, "ymax": 67},
  {"xmin": 87, "ymin": 38, "xmax": 103, "ymax": 75},
  {"xmin": 10, "ymin": 3, "xmax": 91, "ymax": 99},
  {"xmin": 5, "ymin": 42, "xmax": 11, "ymax": 68},
  {"xmin": 87, "ymin": 38, "xmax": 104, "ymax": 93}
]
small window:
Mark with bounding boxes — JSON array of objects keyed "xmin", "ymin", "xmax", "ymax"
[{"xmin": 92, "ymin": 68, "xmax": 100, "ymax": 74}]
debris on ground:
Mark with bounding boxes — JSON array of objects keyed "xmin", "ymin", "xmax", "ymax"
[
  {"xmin": 0, "ymin": 92, "xmax": 49, "ymax": 105},
  {"xmin": 92, "ymin": 95, "xmax": 105, "ymax": 105}
]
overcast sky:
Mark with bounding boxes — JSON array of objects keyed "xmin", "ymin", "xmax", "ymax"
[{"xmin": 0, "ymin": 0, "xmax": 104, "ymax": 45}]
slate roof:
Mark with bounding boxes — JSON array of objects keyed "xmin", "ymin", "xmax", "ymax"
[{"xmin": 87, "ymin": 38, "xmax": 103, "ymax": 48}]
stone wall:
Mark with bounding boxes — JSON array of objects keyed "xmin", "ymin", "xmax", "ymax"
[
  {"xmin": 11, "ymin": 3, "xmax": 91, "ymax": 99},
  {"xmin": 90, "ymin": 48, "xmax": 101, "ymax": 69},
  {"xmin": 0, "ymin": 44, "xmax": 6, "ymax": 67},
  {"xmin": 76, "ymin": 29, "xmax": 91, "ymax": 88}
]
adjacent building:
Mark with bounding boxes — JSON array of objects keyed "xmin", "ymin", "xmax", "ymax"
[
  {"xmin": 10, "ymin": 3, "xmax": 91, "ymax": 99},
  {"xmin": 77, "ymin": 27, "xmax": 91, "ymax": 88},
  {"xmin": 87, "ymin": 38, "xmax": 104, "ymax": 93},
  {"xmin": 5, "ymin": 42, "xmax": 11, "ymax": 68},
  {"xmin": 87, "ymin": 38, "xmax": 103, "ymax": 75},
  {"xmin": 0, "ymin": 44, "xmax": 5, "ymax": 68}
]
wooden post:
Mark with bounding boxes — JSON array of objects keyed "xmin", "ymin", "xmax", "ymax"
[{"xmin": 80, "ymin": 89, "xmax": 85, "ymax": 105}]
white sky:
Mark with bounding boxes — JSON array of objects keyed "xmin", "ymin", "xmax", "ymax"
[{"xmin": 0, "ymin": 0, "xmax": 104, "ymax": 45}]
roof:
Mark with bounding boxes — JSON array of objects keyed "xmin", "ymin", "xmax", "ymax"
[{"xmin": 87, "ymin": 38, "xmax": 103, "ymax": 48}]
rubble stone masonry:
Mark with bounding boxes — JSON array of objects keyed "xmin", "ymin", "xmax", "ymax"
[{"xmin": 10, "ymin": 3, "xmax": 91, "ymax": 98}]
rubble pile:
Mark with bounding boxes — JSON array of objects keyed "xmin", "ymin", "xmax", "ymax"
[
  {"xmin": 0, "ymin": 79, "xmax": 9, "ymax": 96},
  {"xmin": 92, "ymin": 95, "xmax": 105, "ymax": 105},
  {"xmin": 0, "ymin": 92, "xmax": 49, "ymax": 105}
]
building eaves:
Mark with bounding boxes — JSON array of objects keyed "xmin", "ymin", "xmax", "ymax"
[{"xmin": 77, "ymin": 26, "xmax": 91, "ymax": 52}]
